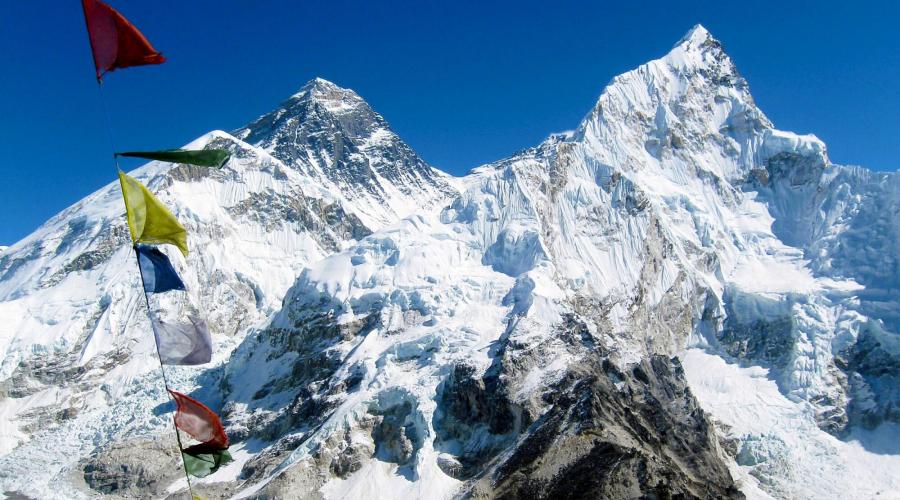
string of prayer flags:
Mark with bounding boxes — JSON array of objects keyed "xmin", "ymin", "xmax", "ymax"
[
  {"xmin": 118, "ymin": 171, "xmax": 188, "ymax": 256},
  {"xmin": 168, "ymin": 389, "xmax": 233, "ymax": 477},
  {"xmin": 80, "ymin": 0, "xmax": 231, "ymax": 488},
  {"xmin": 135, "ymin": 244, "xmax": 186, "ymax": 294},
  {"xmin": 117, "ymin": 149, "xmax": 231, "ymax": 169},
  {"xmin": 81, "ymin": 0, "xmax": 165, "ymax": 81},
  {"xmin": 152, "ymin": 315, "xmax": 213, "ymax": 366}
]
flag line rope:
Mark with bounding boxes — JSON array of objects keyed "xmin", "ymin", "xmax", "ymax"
[{"xmin": 85, "ymin": 17, "xmax": 197, "ymax": 497}]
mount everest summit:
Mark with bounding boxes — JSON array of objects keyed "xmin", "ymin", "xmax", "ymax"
[{"xmin": 1, "ymin": 25, "xmax": 898, "ymax": 499}]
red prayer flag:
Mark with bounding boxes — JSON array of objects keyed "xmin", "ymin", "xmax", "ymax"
[
  {"xmin": 81, "ymin": 0, "xmax": 165, "ymax": 80},
  {"xmin": 168, "ymin": 389, "xmax": 229, "ymax": 449}
]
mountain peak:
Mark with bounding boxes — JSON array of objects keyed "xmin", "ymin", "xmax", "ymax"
[
  {"xmin": 675, "ymin": 24, "xmax": 712, "ymax": 49},
  {"xmin": 233, "ymin": 77, "xmax": 454, "ymax": 230},
  {"xmin": 664, "ymin": 26, "xmax": 739, "ymax": 81},
  {"xmin": 662, "ymin": 23, "xmax": 731, "ymax": 72},
  {"xmin": 576, "ymin": 23, "xmax": 761, "ymax": 180},
  {"xmin": 309, "ymin": 76, "xmax": 336, "ymax": 87},
  {"xmin": 235, "ymin": 77, "xmax": 373, "ymax": 146},
  {"xmin": 287, "ymin": 77, "xmax": 366, "ymax": 115},
  {"xmin": 293, "ymin": 76, "xmax": 343, "ymax": 96}
]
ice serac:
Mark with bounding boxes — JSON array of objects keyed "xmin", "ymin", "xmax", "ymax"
[
  {"xmin": 0, "ymin": 81, "xmax": 455, "ymax": 498},
  {"xmin": 235, "ymin": 77, "xmax": 456, "ymax": 230},
  {"xmin": 218, "ymin": 25, "xmax": 899, "ymax": 500}
]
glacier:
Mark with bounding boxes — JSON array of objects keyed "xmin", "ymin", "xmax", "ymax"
[{"xmin": 1, "ymin": 25, "xmax": 899, "ymax": 499}]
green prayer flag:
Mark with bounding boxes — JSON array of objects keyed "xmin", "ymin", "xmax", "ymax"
[
  {"xmin": 118, "ymin": 171, "xmax": 189, "ymax": 256},
  {"xmin": 116, "ymin": 149, "xmax": 230, "ymax": 168},
  {"xmin": 182, "ymin": 448, "xmax": 233, "ymax": 478}
]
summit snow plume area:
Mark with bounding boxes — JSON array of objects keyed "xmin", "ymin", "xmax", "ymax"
[{"xmin": 1, "ymin": 25, "xmax": 899, "ymax": 499}]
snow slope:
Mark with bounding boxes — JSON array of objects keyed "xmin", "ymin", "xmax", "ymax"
[{"xmin": 682, "ymin": 348, "xmax": 900, "ymax": 499}]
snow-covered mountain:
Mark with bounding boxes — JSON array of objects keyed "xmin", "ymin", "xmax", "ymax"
[
  {"xmin": 0, "ymin": 80, "xmax": 453, "ymax": 496},
  {"xmin": 1, "ymin": 25, "xmax": 898, "ymax": 499}
]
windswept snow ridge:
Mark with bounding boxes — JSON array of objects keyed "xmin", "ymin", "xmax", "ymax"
[{"xmin": 1, "ymin": 25, "xmax": 898, "ymax": 500}]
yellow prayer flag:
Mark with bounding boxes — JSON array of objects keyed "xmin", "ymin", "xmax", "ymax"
[{"xmin": 117, "ymin": 171, "xmax": 188, "ymax": 256}]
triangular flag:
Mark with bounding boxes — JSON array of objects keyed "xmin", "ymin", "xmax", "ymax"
[
  {"xmin": 81, "ymin": 0, "xmax": 165, "ymax": 80},
  {"xmin": 135, "ymin": 244, "xmax": 186, "ymax": 294},
  {"xmin": 117, "ymin": 150, "xmax": 231, "ymax": 168},
  {"xmin": 152, "ymin": 315, "xmax": 212, "ymax": 365},
  {"xmin": 118, "ymin": 171, "xmax": 188, "ymax": 256}
]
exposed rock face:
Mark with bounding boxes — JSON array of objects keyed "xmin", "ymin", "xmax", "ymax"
[
  {"xmin": 79, "ymin": 440, "xmax": 182, "ymax": 497},
  {"xmin": 718, "ymin": 288, "xmax": 797, "ymax": 368},
  {"xmin": 371, "ymin": 398, "xmax": 421, "ymax": 465},
  {"xmin": 436, "ymin": 316, "xmax": 742, "ymax": 499},
  {"xmin": 841, "ymin": 321, "xmax": 900, "ymax": 429},
  {"xmin": 468, "ymin": 356, "xmax": 742, "ymax": 500},
  {"xmin": 432, "ymin": 363, "xmax": 519, "ymax": 482}
]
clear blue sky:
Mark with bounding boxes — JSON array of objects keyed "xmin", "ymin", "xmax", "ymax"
[{"xmin": 1, "ymin": 1, "xmax": 898, "ymax": 244}]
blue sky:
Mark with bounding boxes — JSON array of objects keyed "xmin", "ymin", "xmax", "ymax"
[{"xmin": 1, "ymin": 1, "xmax": 898, "ymax": 244}]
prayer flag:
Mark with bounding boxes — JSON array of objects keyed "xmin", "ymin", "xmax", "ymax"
[
  {"xmin": 118, "ymin": 171, "xmax": 188, "ymax": 256},
  {"xmin": 181, "ymin": 445, "xmax": 234, "ymax": 478},
  {"xmin": 152, "ymin": 315, "xmax": 212, "ymax": 365},
  {"xmin": 168, "ymin": 389, "xmax": 229, "ymax": 448},
  {"xmin": 168, "ymin": 389, "xmax": 233, "ymax": 477},
  {"xmin": 117, "ymin": 149, "xmax": 231, "ymax": 168},
  {"xmin": 135, "ymin": 244, "xmax": 186, "ymax": 294},
  {"xmin": 81, "ymin": 0, "xmax": 165, "ymax": 80}
]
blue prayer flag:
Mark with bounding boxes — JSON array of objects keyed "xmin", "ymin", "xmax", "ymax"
[{"xmin": 135, "ymin": 244, "xmax": 186, "ymax": 294}]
